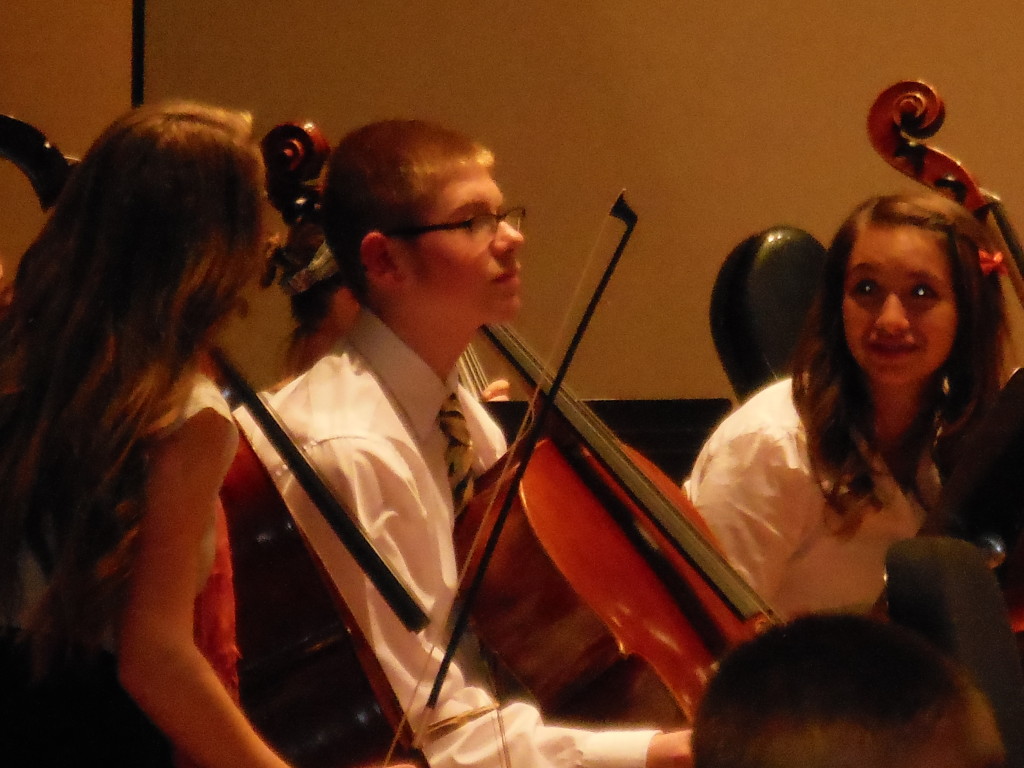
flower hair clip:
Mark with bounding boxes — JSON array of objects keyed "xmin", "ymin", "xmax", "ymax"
[{"xmin": 979, "ymin": 249, "xmax": 1009, "ymax": 277}]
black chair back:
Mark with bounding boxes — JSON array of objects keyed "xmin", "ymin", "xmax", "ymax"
[
  {"xmin": 710, "ymin": 226, "xmax": 825, "ymax": 400},
  {"xmin": 887, "ymin": 536, "xmax": 1024, "ymax": 768}
]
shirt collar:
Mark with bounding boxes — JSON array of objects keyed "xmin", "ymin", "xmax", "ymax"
[{"xmin": 348, "ymin": 308, "xmax": 459, "ymax": 442}]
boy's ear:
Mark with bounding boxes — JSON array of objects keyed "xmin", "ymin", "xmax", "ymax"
[{"xmin": 360, "ymin": 231, "xmax": 402, "ymax": 291}]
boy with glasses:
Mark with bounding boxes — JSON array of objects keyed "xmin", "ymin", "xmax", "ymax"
[{"xmin": 241, "ymin": 119, "xmax": 692, "ymax": 768}]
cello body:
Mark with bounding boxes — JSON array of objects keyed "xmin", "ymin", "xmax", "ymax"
[
  {"xmin": 452, "ymin": 324, "xmax": 775, "ymax": 727},
  {"xmin": 456, "ymin": 440, "xmax": 724, "ymax": 726},
  {"xmin": 221, "ymin": 433, "xmax": 425, "ymax": 767}
]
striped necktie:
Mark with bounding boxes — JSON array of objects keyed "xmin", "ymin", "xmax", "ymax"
[{"xmin": 439, "ymin": 392, "xmax": 475, "ymax": 514}]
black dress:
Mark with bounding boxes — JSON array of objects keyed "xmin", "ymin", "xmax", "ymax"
[{"xmin": 0, "ymin": 628, "xmax": 174, "ymax": 767}]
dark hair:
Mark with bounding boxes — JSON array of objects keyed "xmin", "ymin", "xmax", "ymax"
[
  {"xmin": 0, "ymin": 101, "xmax": 264, "ymax": 669},
  {"xmin": 692, "ymin": 614, "xmax": 999, "ymax": 768},
  {"xmin": 319, "ymin": 119, "xmax": 494, "ymax": 303},
  {"xmin": 790, "ymin": 192, "xmax": 1006, "ymax": 518}
]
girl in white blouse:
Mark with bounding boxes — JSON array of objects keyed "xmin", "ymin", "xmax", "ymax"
[{"xmin": 686, "ymin": 192, "xmax": 1008, "ymax": 619}]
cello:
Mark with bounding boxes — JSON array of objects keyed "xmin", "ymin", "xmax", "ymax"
[
  {"xmin": 440, "ymin": 195, "xmax": 777, "ymax": 728},
  {"xmin": 246, "ymin": 120, "xmax": 777, "ymax": 756}
]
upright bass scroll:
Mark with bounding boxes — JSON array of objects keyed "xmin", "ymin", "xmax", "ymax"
[
  {"xmin": 867, "ymin": 80, "xmax": 988, "ymax": 212},
  {"xmin": 867, "ymin": 79, "xmax": 1024, "ymax": 301}
]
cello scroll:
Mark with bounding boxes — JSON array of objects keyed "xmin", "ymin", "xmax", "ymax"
[
  {"xmin": 866, "ymin": 80, "xmax": 988, "ymax": 212},
  {"xmin": 261, "ymin": 121, "xmax": 331, "ymax": 226}
]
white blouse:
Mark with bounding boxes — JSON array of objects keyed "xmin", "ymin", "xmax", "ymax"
[{"xmin": 684, "ymin": 379, "xmax": 939, "ymax": 619}]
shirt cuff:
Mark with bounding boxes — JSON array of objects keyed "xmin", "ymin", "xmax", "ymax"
[{"xmin": 580, "ymin": 729, "xmax": 660, "ymax": 768}]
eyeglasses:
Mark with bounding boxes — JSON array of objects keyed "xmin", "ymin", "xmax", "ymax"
[{"xmin": 387, "ymin": 206, "xmax": 526, "ymax": 240}]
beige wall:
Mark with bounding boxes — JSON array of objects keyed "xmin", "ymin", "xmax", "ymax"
[
  {"xmin": 11, "ymin": 2, "xmax": 1024, "ymax": 401},
  {"xmin": 143, "ymin": 0, "xmax": 1024, "ymax": 401},
  {"xmin": 0, "ymin": 1, "xmax": 133, "ymax": 277}
]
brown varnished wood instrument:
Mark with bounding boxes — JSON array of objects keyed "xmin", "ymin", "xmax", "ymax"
[
  {"xmin": 438, "ymin": 195, "xmax": 777, "ymax": 729},
  {"xmin": 219, "ymin": 121, "xmax": 427, "ymax": 766},
  {"xmin": 868, "ymin": 79, "xmax": 1024, "ymax": 631}
]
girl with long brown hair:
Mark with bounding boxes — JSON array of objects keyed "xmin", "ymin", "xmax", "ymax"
[
  {"xmin": 0, "ymin": 102, "xmax": 292, "ymax": 767},
  {"xmin": 685, "ymin": 192, "xmax": 1007, "ymax": 620}
]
